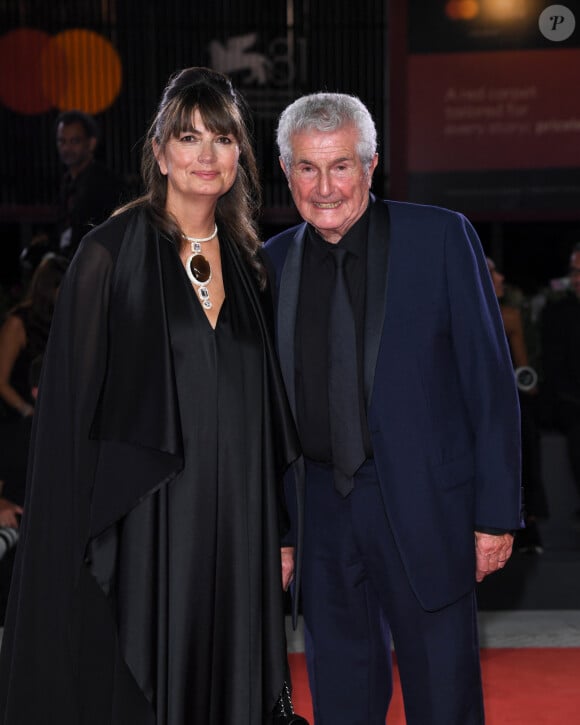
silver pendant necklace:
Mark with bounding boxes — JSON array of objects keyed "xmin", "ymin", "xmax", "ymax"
[{"xmin": 183, "ymin": 224, "xmax": 218, "ymax": 309}]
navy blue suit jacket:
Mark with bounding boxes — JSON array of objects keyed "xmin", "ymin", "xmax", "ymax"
[{"xmin": 263, "ymin": 195, "xmax": 522, "ymax": 613}]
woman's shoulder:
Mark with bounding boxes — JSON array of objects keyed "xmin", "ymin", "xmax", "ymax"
[
  {"xmin": 0, "ymin": 310, "xmax": 27, "ymax": 344},
  {"xmin": 84, "ymin": 205, "xmax": 143, "ymax": 245},
  {"xmin": 75, "ymin": 205, "xmax": 146, "ymax": 267}
]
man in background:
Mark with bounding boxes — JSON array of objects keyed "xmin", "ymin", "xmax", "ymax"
[
  {"xmin": 55, "ymin": 110, "xmax": 127, "ymax": 258},
  {"xmin": 541, "ymin": 243, "xmax": 580, "ymax": 518}
]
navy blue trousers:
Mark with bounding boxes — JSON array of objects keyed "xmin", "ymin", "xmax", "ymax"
[{"xmin": 300, "ymin": 459, "xmax": 484, "ymax": 725}]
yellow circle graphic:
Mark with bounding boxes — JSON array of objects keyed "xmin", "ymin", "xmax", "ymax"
[
  {"xmin": 445, "ymin": 0, "xmax": 480, "ymax": 20},
  {"xmin": 41, "ymin": 29, "xmax": 122, "ymax": 114}
]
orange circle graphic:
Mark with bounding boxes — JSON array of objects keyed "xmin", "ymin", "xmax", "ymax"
[{"xmin": 41, "ymin": 29, "xmax": 122, "ymax": 114}]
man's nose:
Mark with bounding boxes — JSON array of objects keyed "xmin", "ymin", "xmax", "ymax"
[{"xmin": 317, "ymin": 170, "xmax": 333, "ymax": 196}]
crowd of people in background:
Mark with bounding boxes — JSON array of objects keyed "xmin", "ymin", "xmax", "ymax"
[{"xmin": 486, "ymin": 244, "xmax": 580, "ymax": 552}]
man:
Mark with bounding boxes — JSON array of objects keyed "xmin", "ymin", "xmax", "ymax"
[
  {"xmin": 262, "ymin": 93, "xmax": 522, "ymax": 724},
  {"xmin": 541, "ymin": 243, "xmax": 580, "ymax": 514},
  {"xmin": 55, "ymin": 110, "xmax": 127, "ymax": 258}
]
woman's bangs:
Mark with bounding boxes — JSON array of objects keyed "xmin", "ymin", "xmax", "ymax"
[{"xmin": 178, "ymin": 90, "xmax": 240, "ymax": 138}]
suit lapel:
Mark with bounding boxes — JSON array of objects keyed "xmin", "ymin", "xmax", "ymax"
[
  {"xmin": 364, "ymin": 197, "xmax": 391, "ymax": 406},
  {"xmin": 277, "ymin": 224, "xmax": 307, "ymax": 416}
]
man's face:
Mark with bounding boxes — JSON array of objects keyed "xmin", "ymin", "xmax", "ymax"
[
  {"xmin": 56, "ymin": 121, "xmax": 96, "ymax": 174},
  {"xmin": 569, "ymin": 251, "xmax": 580, "ymax": 298},
  {"xmin": 280, "ymin": 124, "xmax": 378, "ymax": 244}
]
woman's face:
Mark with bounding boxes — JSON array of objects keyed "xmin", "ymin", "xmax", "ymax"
[{"xmin": 155, "ymin": 108, "xmax": 240, "ymax": 206}]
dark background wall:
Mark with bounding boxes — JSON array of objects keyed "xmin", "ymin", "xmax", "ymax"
[{"xmin": 0, "ymin": 0, "xmax": 388, "ymax": 294}]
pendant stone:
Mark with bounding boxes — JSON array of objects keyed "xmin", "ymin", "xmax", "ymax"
[
  {"xmin": 199, "ymin": 287, "xmax": 212, "ymax": 308},
  {"xmin": 184, "ymin": 251, "xmax": 213, "ymax": 310}
]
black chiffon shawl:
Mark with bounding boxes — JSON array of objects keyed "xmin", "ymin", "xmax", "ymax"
[{"xmin": 0, "ymin": 207, "xmax": 299, "ymax": 724}]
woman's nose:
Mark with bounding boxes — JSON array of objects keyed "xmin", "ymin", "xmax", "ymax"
[{"xmin": 198, "ymin": 140, "xmax": 215, "ymax": 162}]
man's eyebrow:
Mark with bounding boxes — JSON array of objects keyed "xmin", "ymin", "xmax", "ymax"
[{"xmin": 294, "ymin": 155, "xmax": 352, "ymax": 165}]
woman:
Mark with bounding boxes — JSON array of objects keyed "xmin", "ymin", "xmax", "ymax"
[
  {"xmin": 0, "ymin": 253, "xmax": 69, "ymax": 502},
  {"xmin": 0, "ymin": 253, "xmax": 69, "ymax": 623},
  {"xmin": 487, "ymin": 257, "xmax": 548, "ymax": 553},
  {"xmin": 487, "ymin": 259, "xmax": 530, "ymax": 375},
  {"xmin": 0, "ymin": 67, "xmax": 302, "ymax": 724}
]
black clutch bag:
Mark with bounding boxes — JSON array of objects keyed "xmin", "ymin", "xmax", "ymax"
[{"xmin": 272, "ymin": 681, "xmax": 309, "ymax": 724}]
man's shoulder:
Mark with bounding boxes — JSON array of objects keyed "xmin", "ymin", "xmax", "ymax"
[
  {"xmin": 382, "ymin": 198, "xmax": 465, "ymax": 227},
  {"xmin": 262, "ymin": 222, "xmax": 305, "ymax": 261},
  {"xmin": 89, "ymin": 159, "xmax": 123, "ymax": 179},
  {"xmin": 264, "ymin": 222, "xmax": 305, "ymax": 246},
  {"xmin": 82, "ymin": 160, "xmax": 126, "ymax": 194}
]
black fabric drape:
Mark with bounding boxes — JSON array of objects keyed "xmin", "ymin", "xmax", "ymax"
[{"xmin": 0, "ymin": 207, "xmax": 299, "ymax": 724}]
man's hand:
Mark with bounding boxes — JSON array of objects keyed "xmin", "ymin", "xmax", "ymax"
[
  {"xmin": 281, "ymin": 546, "xmax": 295, "ymax": 591},
  {"xmin": 474, "ymin": 531, "xmax": 514, "ymax": 582}
]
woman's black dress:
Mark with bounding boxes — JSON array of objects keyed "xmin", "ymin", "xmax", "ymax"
[{"xmin": 107, "ymin": 233, "xmax": 290, "ymax": 722}]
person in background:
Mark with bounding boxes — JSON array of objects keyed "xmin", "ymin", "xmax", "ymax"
[
  {"xmin": 0, "ymin": 67, "xmax": 306, "ymax": 725},
  {"xmin": 0, "ymin": 254, "xmax": 69, "ymax": 501},
  {"xmin": 0, "ymin": 255, "xmax": 68, "ymax": 624},
  {"xmin": 541, "ymin": 243, "xmax": 580, "ymax": 520},
  {"xmin": 262, "ymin": 92, "xmax": 522, "ymax": 725},
  {"xmin": 0, "ymin": 483, "xmax": 26, "ymax": 614},
  {"xmin": 0, "ymin": 493, "xmax": 22, "ymax": 530},
  {"xmin": 487, "ymin": 257, "xmax": 548, "ymax": 554},
  {"xmin": 55, "ymin": 110, "xmax": 128, "ymax": 258}
]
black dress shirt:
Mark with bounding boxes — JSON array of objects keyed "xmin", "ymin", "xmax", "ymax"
[{"xmin": 295, "ymin": 208, "xmax": 373, "ymax": 463}]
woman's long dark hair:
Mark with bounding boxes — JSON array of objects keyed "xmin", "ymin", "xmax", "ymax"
[{"xmin": 121, "ymin": 67, "xmax": 265, "ymax": 287}]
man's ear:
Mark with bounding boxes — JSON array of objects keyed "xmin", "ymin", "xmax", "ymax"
[
  {"xmin": 279, "ymin": 156, "xmax": 289, "ymax": 179},
  {"xmin": 367, "ymin": 153, "xmax": 379, "ymax": 185}
]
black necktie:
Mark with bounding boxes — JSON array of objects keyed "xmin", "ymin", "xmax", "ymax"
[{"xmin": 328, "ymin": 248, "xmax": 366, "ymax": 496}]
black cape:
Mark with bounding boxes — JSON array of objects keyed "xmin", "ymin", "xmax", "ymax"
[{"xmin": 0, "ymin": 208, "xmax": 299, "ymax": 724}]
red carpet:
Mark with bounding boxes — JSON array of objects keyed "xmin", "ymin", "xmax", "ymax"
[{"xmin": 289, "ymin": 648, "xmax": 580, "ymax": 723}]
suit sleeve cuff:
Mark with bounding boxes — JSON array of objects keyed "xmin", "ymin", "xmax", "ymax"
[{"xmin": 475, "ymin": 526, "xmax": 517, "ymax": 535}]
